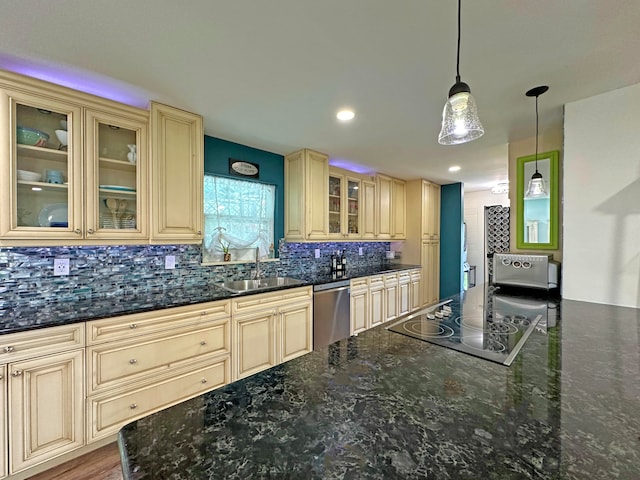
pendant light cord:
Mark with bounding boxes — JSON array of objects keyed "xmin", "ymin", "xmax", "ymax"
[
  {"xmin": 534, "ymin": 94, "xmax": 539, "ymax": 173},
  {"xmin": 456, "ymin": 0, "xmax": 461, "ymax": 83}
]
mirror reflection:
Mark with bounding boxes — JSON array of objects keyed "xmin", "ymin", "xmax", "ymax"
[{"xmin": 516, "ymin": 150, "xmax": 559, "ymax": 249}]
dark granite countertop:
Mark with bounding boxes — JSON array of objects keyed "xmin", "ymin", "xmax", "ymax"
[
  {"xmin": 118, "ymin": 286, "xmax": 640, "ymax": 479},
  {"xmin": 0, "ymin": 263, "xmax": 419, "ymax": 335}
]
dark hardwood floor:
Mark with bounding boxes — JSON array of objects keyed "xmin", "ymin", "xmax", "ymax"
[{"xmin": 27, "ymin": 443, "xmax": 123, "ymax": 480}]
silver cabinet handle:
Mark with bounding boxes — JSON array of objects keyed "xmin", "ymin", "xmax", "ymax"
[
  {"xmin": 201, "ymin": 311, "xmax": 208, "ymax": 316},
  {"xmin": 196, "ymin": 230, "xmax": 202, "ymax": 235},
  {"xmin": 74, "ymin": 229, "xmax": 82, "ymax": 235},
  {"xmin": 201, "ymin": 378, "xmax": 207, "ymax": 384},
  {"xmin": 87, "ymin": 228, "xmax": 95, "ymax": 234},
  {"xmin": 200, "ymin": 341, "xmax": 206, "ymax": 346},
  {"xmin": 129, "ymin": 324, "xmax": 137, "ymax": 329},
  {"xmin": 4, "ymin": 346, "xmax": 14, "ymax": 353},
  {"xmin": 130, "ymin": 403, "xmax": 137, "ymax": 410},
  {"xmin": 11, "ymin": 370, "xmax": 23, "ymax": 377},
  {"xmin": 129, "ymin": 359, "xmax": 137, "ymax": 364}
]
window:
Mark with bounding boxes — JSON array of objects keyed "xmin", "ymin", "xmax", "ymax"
[{"xmin": 203, "ymin": 175, "xmax": 275, "ymax": 263}]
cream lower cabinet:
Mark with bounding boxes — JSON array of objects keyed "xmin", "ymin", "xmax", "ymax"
[
  {"xmin": 0, "ymin": 324, "xmax": 85, "ymax": 476},
  {"xmin": 398, "ymin": 270, "xmax": 411, "ymax": 317},
  {"xmin": 369, "ymin": 276, "xmax": 385, "ymax": 328},
  {"xmin": 384, "ymin": 273, "xmax": 399, "ymax": 322},
  {"xmin": 232, "ymin": 287, "xmax": 313, "ymax": 380},
  {"xmin": 410, "ymin": 269, "xmax": 422, "ymax": 311},
  {"xmin": 423, "ymin": 241, "xmax": 440, "ymax": 305},
  {"xmin": 86, "ymin": 300, "xmax": 231, "ymax": 442},
  {"xmin": 0, "ymin": 365, "xmax": 6, "ymax": 479},
  {"xmin": 350, "ymin": 278, "xmax": 369, "ymax": 335}
]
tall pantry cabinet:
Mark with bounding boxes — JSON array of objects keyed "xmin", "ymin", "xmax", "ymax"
[{"xmin": 403, "ymin": 179, "xmax": 441, "ymax": 306}]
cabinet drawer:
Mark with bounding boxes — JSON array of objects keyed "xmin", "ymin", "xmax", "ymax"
[
  {"xmin": 87, "ymin": 299, "xmax": 230, "ymax": 345},
  {"xmin": 87, "ymin": 319, "xmax": 229, "ymax": 394},
  {"xmin": 384, "ymin": 273, "xmax": 399, "ymax": 286},
  {"xmin": 0, "ymin": 323, "xmax": 84, "ymax": 363},
  {"xmin": 398, "ymin": 271, "xmax": 411, "ymax": 284},
  {"xmin": 88, "ymin": 356, "xmax": 229, "ymax": 442},
  {"xmin": 368, "ymin": 275, "xmax": 384, "ymax": 290},
  {"xmin": 411, "ymin": 269, "xmax": 422, "ymax": 281},
  {"xmin": 350, "ymin": 278, "xmax": 368, "ymax": 290},
  {"xmin": 232, "ymin": 286, "xmax": 312, "ymax": 315}
]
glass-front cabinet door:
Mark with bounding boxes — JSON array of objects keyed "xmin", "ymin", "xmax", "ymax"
[
  {"xmin": 0, "ymin": 89, "xmax": 82, "ymax": 240},
  {"xmin": 328, "ymin": 170, "xmax": 361, "ymax": 238},
  {"xmin": 346, "ymin": 177, "xmax": 360, "ymax": 237},
  {"xmin": 328, "ymin": 174, "xmax": 342, "ymax": 236},
  {"xmin": 84, "ymin": 109, "xmax": 147, "ymax": 240}
]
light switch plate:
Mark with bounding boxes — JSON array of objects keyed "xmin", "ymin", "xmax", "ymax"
[
  {"xmin": 359, "ymin": 247, "xmax": 363, "ymax": 256},
  {"xmin": 314, "ymin": 249, "xmax": 321, "ymax": 259},
  {"xmin": 53, "ymin": 258, "xmax": 70, "ymax": 276},
  {"xmin": 165, "ymin": 255, "xmax": 176, "ymax": 269}
]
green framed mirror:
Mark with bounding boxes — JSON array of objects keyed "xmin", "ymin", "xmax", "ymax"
[{"xmin": 516, "ymin": 150, "xmax": 559, "ymax": 249}]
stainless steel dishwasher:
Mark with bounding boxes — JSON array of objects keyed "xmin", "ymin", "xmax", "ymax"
[{"xmin": 313, "ymin": 279, "xmax": 351, "ymax": 350}]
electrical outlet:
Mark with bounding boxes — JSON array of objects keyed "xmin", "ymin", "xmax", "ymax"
[
  {"xmin": 314, "ymin": 249, "xmax": 321, "ymax": 259},
  {"xmin": 359, "ymin": 247, "xmax": 363, "ymax": 256},
  {"xmin": 53, "ymin": 258, "xmax": 70, "ymax": 276},
  {"xmin": 165, "ymin": 255, "xmax": 176, "ymax": 269}
]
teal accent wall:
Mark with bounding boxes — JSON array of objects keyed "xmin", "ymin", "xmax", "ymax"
[
  {"xmin": 440, "ymin": 183, "xmax": 464, "ymax": 297},
  {"xmin": 203, "ymin": 136, "xmax": 284, "ymax": 255}
]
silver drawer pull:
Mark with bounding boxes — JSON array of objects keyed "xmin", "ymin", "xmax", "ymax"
[
  {"xmin": 130, "ymin": 403, "xmax": 137, "ymax": 409},
  {"xmin": 4, "ymin": 346, "xmax": 14, "ymax": 353},
  {"xmin": 11, "ymin": 370, "xmax": 23, "ymax": 377},
  {"xmin": 129, "ymin": 359, "xmax": 137, "ymax": 364},
  {"xmin": 200, "ymin": 341, "xmax": 206, "ymax": 346},
  {"xmin": 129, "ymin": 324, "xmax": 137, "ymax": 329},
  {"xmin": 87, "ymin": 228, "xmax": 95, "ymax": 234},
  {"xmin": 74, "ymin": 229, "xmax": 82, "ymax": 235},
  {"xmin": 201, "ymin": 311, "xmax": 208, "ymax": 316},
  {"xmin": 201, "ymin": 379, "xmax": 207, "ymax": 384}
]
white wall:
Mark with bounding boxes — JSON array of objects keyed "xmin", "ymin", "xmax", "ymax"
[
  {"xmin": 464, "ymin": 190, "xmax": 509, "ymax": 285},
  {"xmin": 563, "ymin": 83, "xmax": 640, "ymax": 308}
]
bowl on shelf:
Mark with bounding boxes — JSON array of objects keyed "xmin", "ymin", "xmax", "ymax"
[
  {"xmin": 55, "ymin": 129, "xmax": 68, "ymax": 147},
  {"xmin": 17, "ymin": 169, "xmax": 43, "ymax": 182},
  {"xmin": 17, "ymin": 126, "xmax": 49, "ymax": 147}
]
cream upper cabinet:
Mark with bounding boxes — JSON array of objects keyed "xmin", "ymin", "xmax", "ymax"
[
  {"xmin": 392, "ymin": 178, "xmax": 406, "ymax": 239},
  {"xmin": 328, "ymin": 167, "xmax": 362, "ymax": 239},
  {"xmin": 84, "ymin": 108, "xmax": 148, "ymax": 241},
  {"xmin": 0, "ymin": 71, "xmax": 149, "ymax": 245},
  {"xmin": 361, "ymin": 179, "xmax": 377, "ymax": 239},
  {"xmin": 150, "ymin": 102, "xmax": 203, "ymax": 243},
  {"xmin": 376, "ymin": 174, "xmax": 406, "ymax": 240},
  {"xmin": 284, "ymin": 149, "xmax": 329, "ymax": 240},
  {"xmin": 422, "ymin": 180, "xmax": 441, "ymax": 239}
]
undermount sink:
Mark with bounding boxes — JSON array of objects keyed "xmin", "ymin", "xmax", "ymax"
[{"xmin": 218, "ymin": 276, "xmax": 305, "ymax": 293}]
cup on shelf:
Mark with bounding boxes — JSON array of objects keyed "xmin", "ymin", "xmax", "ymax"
[{"xmin": 45, "ymin": 169, "xmax": 64, "ymax": 184}]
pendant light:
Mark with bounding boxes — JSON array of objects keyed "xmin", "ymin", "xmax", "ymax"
[
  {"xmin": 525, "ymin": 85, "xmax": 549, "ymax": 198},
  {"xmin": 438, "ymin": 0, "xmax": 484, "ymax": 145}
]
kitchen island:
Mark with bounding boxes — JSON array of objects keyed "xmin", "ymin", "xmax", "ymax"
[{"xmin": 118, "ymin": 286, "xmax": 640, "ymax": 479}]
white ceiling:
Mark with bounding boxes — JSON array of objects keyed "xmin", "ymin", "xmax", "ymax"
[{"xmin": 2, "ymin": 0, "xmax": 640, "ymax": 191}]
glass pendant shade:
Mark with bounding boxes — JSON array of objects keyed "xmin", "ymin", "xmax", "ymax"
[
  {"xmin": 438, "ymin": 90, "xmax": 484, "ymax": 145},
  {"xmin": 525, "ymin": 171, "xmax": 547, "ymax": 198}
]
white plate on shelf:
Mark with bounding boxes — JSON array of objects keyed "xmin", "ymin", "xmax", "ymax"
[
  {"xmin": 38, "ymin": 203, "xmax": 68, "ymax": 227},
  {"xmin": 99, "ymin": 185, "xmax": 136, "ymax": 192}
]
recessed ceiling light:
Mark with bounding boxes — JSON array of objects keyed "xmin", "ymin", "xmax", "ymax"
[
  {"xmin": 336, "ymin": 109, "xmax": 355, "ymax": 121},
  {"xmin": 448, "ymin": 165, "xmax": 461, "ymax": 172}
]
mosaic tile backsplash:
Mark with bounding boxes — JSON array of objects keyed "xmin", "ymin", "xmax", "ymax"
[{"xmin": 0, "ymin": 240, "xmax": 391, "ymax": 308}]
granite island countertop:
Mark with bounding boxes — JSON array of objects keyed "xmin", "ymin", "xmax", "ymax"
[
  {"xmin": 0, "ymin": 263, "xmax": 419, "ymax": 335},
  {"xmin": 118, "ymin": 287, "xmax": 640, "ymax": 479}
]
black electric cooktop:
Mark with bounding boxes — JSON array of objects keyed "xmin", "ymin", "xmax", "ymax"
[{"xmin": 387, "ymin": 287, "xmax": 551, "ymax": 366}]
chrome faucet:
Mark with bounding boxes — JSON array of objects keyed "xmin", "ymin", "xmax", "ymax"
[{"xmin": 254, "ymin": 247, "xmax": 261, "ymax": 279}]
